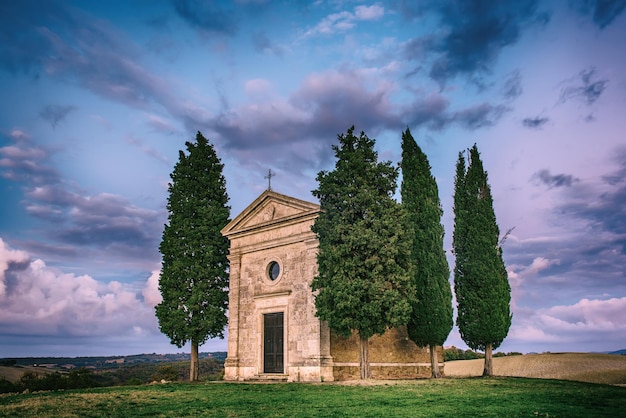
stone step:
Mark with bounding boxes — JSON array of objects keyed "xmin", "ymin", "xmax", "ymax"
[{"xmin": 249, "ymin": 374, "xmax": 289, "ymax": 382}]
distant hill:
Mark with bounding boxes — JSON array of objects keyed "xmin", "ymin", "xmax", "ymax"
[
  {"xmin": 0, "ymin": 352, "xmax": 227, "ymax": 387},
  {"xmin": 0, "ymin": 352, "xmax": 227, "ymax": 370},
  {"xmin": 608, "ymin": 349, "xmax": 626, "ymax": 355}
]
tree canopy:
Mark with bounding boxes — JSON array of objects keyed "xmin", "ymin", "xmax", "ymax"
[
  {"xmin": 453, "ymin": 144, "xmax": 511, "ymax": 376},
  {"xmin": 156, "ymin": 131, "xmax": 230, "ymax": 381},
  {"xmin": 400, "ymin": 128, "xmax": 453, "ymax": 378},
  {"xmin": 311, "ymin": 126, "xmax": 412, "ymax": 378}
]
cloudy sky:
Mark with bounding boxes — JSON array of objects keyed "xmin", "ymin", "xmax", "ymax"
[{"xmin": 1, "ymin": 0, "xmax": 625, "ymax": 358}]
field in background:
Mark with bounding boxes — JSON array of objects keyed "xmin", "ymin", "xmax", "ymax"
[{"xmin": 444, "ymin": 353, "xmax": 626, "ymax": 385}]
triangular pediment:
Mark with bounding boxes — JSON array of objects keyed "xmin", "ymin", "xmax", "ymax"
[{"xmin": 221, "ymin": 190, "xmax": 320, "ymax": 237}]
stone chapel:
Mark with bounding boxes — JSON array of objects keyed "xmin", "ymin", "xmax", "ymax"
[{"xmin": 221, "ymin": 189, "xmax": 441, "ymax": 381}]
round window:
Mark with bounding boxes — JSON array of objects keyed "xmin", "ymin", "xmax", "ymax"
[{"xmin": 267, "ymin": 261, "xmax": 280, "ymax": 281}]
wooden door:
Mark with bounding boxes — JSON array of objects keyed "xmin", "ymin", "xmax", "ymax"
[{"xmin": 263, "ymin": 312, "xmax": 284, "ymax": 373}]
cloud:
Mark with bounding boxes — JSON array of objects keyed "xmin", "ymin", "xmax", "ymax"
[
  {"xmin": 251, "ymin": 31, "xmax": 286, "ymax": 56},
  {"xmin": 171, "ymin": 0, "xmax": 237, "ymax": 35},
  {"xmin": 571, "ymin": 0, "xmax": 626, "ymax": 29},
  {"xmin": 560, "ymin": 154, "xmax": 626, "ymax": 238},
  {"xmin": 145, "ymin": 114, "xmax": 179, "ymax": 136},
  {"xmin": 207, "ymin": 66, "xmax": 513, "ymax": 177},
  {"xmin": 532, "ymin": 169, "xmax": 579, "ymax": 188},
  {"xmin": 511, "ymin": 297, "xmax": 626, "ymax": 348},
  {"xmin": 0, "ymin": 237, "xmax": 159, "ymax": 339},
  {"xmin": 0, "ymin": 133, "xmax": 60, "ymax": 185},
  {"xmin": 8, "ymin": 129, "xmax": 30, "ymax": 142},
  {"xmin": 126, "ymin": 134, "xmax": 171, "ymax": 165},
  {"xmin": 405, "ymin": 1, "xmax": 549, "ymax": 87},
  {"xmin": 0, "ymin": 238, "xmax": 29, "ymax": 299},
  {"xmin": 502, "ymin": 70, "xmax": 523, "ymax": 100},
  {"xmin": 142, "ymin": 270, "xmax": 162, "ymax": 308},
  {"xmin": 40, "ymin": 104, "xmax": 76, "ymax": 128},
  {"xmin": 559, "ymin": 67, "xmax": 608, "ymax": 106},
  {"xmin": 210, "ymin": 68, "xmax": 400, "ymax": 158},
  {"xmin": 25, "ymin": 186, "xmax": 162, "ymax": 252},
  {"xmin": 403, "ymin": 93, "xmax": 450, "ymax": 128},
  {"xmin": 522, "ymin": 116, "xmax": 549, "ymax": 129},
  {"xmin": 509, "ymin": 256, "xmax": 560, "ymax": 280},
  {"xmin": 0, "ymin": 1, "xmax": 183, "ymax": 117},
  {"xmin": 508, "ymin": 155, "xmax": 626, "ymax": 307},
  {"xmin": 355, "ymin": 4, "xmax": 385, "ymax": 20},
  {"xmin": 449, "ymin": 103, "xmax": 510, "ymax": 130},
  {"xmin": 301, "ymin": 4, "xmax": 385, "ymax": 39},
  {"xmin": 0, "ymin": 0, "xmax": 61, "ymax": 76},
  {"xmin": 1, "ymin": 130, "xmax": 163, "ymax": 264}
]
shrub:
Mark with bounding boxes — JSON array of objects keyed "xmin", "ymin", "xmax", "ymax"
[{"xmin": 152, "ymin": 365, "xmax": 179, "ymax": 382}]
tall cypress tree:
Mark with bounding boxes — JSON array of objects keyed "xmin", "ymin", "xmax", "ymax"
[
  {"xmin": 453, "ymin": 144, "xmax": 511, "ymax": 376},
  {"xmin": 311, "ymin": 126, "xmax": 412, "ymax": 379},
  {"xmin": 156, "ymin": 131, "xmax": 230, "ymax": 381},
  {"xmin": 400, "ymin": 128, "xmax": 453, "ymax": 378}
]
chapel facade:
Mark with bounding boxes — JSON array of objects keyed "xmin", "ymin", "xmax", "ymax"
[{"xmin": 221, "ymin": 190, "xmax": 441, "ymax": 381}]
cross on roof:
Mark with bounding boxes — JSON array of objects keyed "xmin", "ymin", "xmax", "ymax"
[{"xmin": 264, "ymin": 169, "xmax": 275, "ymax": 191}]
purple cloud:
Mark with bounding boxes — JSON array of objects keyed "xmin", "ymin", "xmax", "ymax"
[
  {"xmin": 40, "ymin": 104, "xmax": 76, "ymax": 128},
  {"xmin": 404, "ymin": 0, "xmax": 550, "ymax": 87},
  {"xmin": 0, "ymin": 133, "xmax": 60, "ymax": 186},
  {"xmin": 572, "ymin": 0, "xmax": 626, "ymax": 29},
  {"xmin": 171, "ymin": 0, "xmax": 238, "ymax": 35},
  {"xmin": 522, "ymin": 116, "xmax": 549, "ymax": 129},
  {"xmin": 532, "ymin": 169, "xmax": 579, "ymax": 188},
  {"xmin": 559, "ymin": 67, "xmax": 608, "ymax": 106}
]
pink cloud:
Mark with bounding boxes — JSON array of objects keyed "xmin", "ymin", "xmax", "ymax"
[
  {"xmin": 507, "ymin": 297, "xmax": 626, "ymax": 349},
  {"xmin": 0, "ymin": 237, "xmax": 159, "ymax": 338}
]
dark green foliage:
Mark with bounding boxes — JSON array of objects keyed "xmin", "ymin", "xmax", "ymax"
[
  {"xmin": 0, "ymin": 378, "xmax": 17, "ymax": 393},
  {"xmin": 443, "ymin": 346, "xmax": 485, "ymax": 361},
  {"xmin": 5, "ymin": 368, "xmax": 100, "ymax": 393},
  {"xmin": 156, "ymin": 132, "xmax": 230, "ymax": 379},
  {"xmin": 0, "ymin": 359, "xmax": 226, "ymax": 393},
  {"xmin": 153, "ymin": 364, "xmax": 179, "ymax": 382},
  {"xmin": 95, "ymin": 358, "xmax": 224, "ymax": 386},
  {"xmin": 400, "ymin": 129, "xmax": 453, "ymax": 351},
  {"xmin": 311, "ymin": 126, "xmax": 412, "ymax": 340},
  {"xmin": 453, "ymin": 145, "xmax": 511, "ymax": 353},
  {"xmin": 443, "ymin": 347, "xmax": 523, "ymax": 361}
]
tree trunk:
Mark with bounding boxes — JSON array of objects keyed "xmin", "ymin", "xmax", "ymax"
[
  {"xmin": 359, "ymin": 333, "xmax": 370, "ymax": 379},
  {"xmin": 190, "ymin": 340, "xmax": 199, "ymax": 381},
  {"xmin": 430, "ymin": 344, "xmax": 442, "ymax": 378},
  {"xmin": 483, "ymin": 343, "xmax": 493, "ymax": 376}
]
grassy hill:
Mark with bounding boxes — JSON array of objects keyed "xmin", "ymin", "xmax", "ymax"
[
  {"xmin": 444, "ymin": 352, "xmax": 626, "ymax": 385},
  {"xmin": 1, "ymin": 378, "xmax": 625, "ymax": 417}
]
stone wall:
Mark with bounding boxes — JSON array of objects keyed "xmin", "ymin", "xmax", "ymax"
[{"xmin": 330, "ymin": 327, "xmax": 442, "ymax": 380}]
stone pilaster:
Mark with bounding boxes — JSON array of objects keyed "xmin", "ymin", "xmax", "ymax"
[{"xmin": 224, "ymin": 251, "xmax": 242, "ymax": 381}]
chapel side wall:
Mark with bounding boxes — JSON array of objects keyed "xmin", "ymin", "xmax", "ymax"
[{"xmin": 330, "ymin": 327, "xmax": 439, "ymax": 380}]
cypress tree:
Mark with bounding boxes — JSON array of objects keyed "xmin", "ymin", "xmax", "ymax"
[
  {"xmin": 400, "ymin": 128, "xmax": 453, "ymax": 378},
  {"xmin": 156, "ymin": 131, "xmax": 230, "ymax": 381},
  {"xmin": 311, "ymin": 126, "xmax": 412, "ymax": 379},
  {"xmin": 453, "ymin": 144, "xmax": 511, "ymax": 376}
]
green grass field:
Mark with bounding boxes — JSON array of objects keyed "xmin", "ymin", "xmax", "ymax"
[{"xmin": 1, "ymin": 377, "xmax": 624, "ymax": 417}]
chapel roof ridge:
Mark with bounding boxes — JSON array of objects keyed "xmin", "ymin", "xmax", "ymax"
[{"xmin": 221, "ymin": 189, "xmax": 319, "ymax": 237}]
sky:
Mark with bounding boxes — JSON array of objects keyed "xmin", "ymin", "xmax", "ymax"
[{"xmin": 1, "ymin": 0, "xmax": 625, "ymax": 358}]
